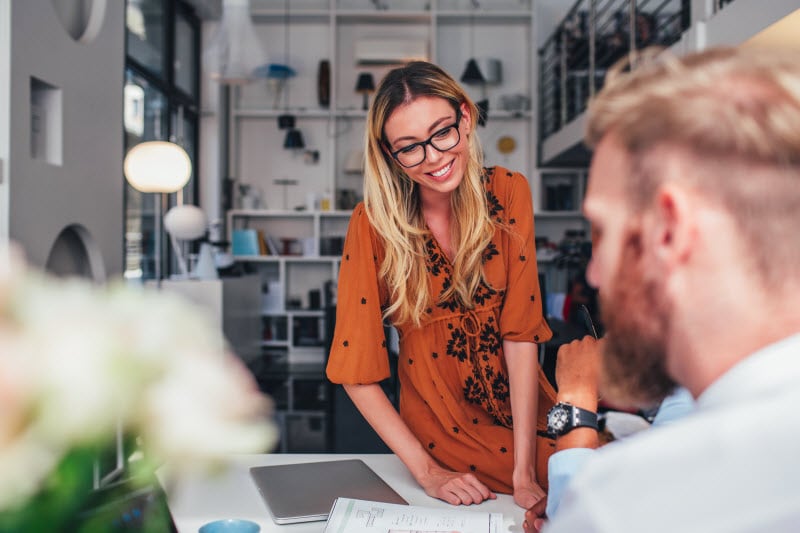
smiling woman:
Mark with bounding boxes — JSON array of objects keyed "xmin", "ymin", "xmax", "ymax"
[{"xmin": 326, "ymin": 61, "xmax": 556, "ymax": 510}]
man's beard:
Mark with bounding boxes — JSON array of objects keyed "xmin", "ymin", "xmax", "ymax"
[{"xmin": 599, "ymin": 229, "xmax": 677, "ymax": 410}]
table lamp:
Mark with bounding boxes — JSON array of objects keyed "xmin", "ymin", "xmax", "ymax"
[
  {"xmin": 163, "ymin": 204, "xmax": 211, "ymax": 279},
  {"xmin": 355, "ymin": 72, "xmax": 375, "ymax": 111}
]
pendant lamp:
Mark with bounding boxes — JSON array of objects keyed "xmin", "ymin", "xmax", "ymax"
[{"xmin": 203, "ymin": 0, "xmax": 265, "ymax": 85}]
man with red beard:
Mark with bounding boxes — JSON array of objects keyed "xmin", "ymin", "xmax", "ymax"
[{"xmin": 533, "ymin": 46, "xmax": 800, "ymax": 532}]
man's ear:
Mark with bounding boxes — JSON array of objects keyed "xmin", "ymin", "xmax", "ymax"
[{"xmin": 648, "ymin": 183, "xmax": 696, "ymax": 270}]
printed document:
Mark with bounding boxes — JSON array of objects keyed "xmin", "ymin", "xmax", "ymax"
[{"xmin": 323, "ymin": 497, "xmax": 503, "ymax": 533}]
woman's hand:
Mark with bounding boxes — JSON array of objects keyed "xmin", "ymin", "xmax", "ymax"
[
  {"xmin": 418, "ymin": 465, "xmax": 497, "ymax": 506},
  {"xmin": 523, "ymin": 496, "xmax": 548, "ymax": 532},
  {"xmin": 513, "ymin": 478, "xmax": 546, "ymax": 509}
]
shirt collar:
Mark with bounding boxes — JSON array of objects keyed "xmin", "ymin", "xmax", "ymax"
[{"xmin": 696, "ymin": 331, "xmax": 800, "ymax": 410}]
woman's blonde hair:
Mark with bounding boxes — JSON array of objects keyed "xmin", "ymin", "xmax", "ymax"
[{"xmin": 363, "ymin": 61, "xmax": 495, "ymax": 327}]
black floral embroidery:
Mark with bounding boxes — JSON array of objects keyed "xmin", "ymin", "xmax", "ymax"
[
  {"xmin": 460, "ymin": 317, "xmax": 513, "ymax": 427},
  {"xmin": 486, "ymin": 190, "xmax": 503, "ymax": 220},
  {"xmin": 446, "ymin": 328, "xmax": 468, "ymax": 362},
  {"xmin": 482, "ymin": 242, "xmax": 499, "ymax": 264},
  {"xmin": 472, "ymin": 282, "xmax": 497, "ymax": 306},
  {"xmin": 425, "ymin": 238, "xmax": 445, "ymax": 277},
  {"xmin": 437, "ymin": 275, "xmax": 460, "ymax": 312},
  {"xmin": 482, "ymin": 166, "xmax": 494, "ymax": 185},
  {"xmin": 492, "ymin": 374, "xmax": 510, "ymax": 403},
  {"xmin": 463, "ymin": 376, "xmax": 482, "ymax": 403},
  {"xmin": 478, "ymin": 322, "xmax": 502, "ymax": 358}
]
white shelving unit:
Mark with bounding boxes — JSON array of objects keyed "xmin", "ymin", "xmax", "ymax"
[
  {"xmin": 227, "ymin": 208, "xmax": 349, "ymax": 364},
  {"xmin": 223, "ymin": 0, "xmax": 588, "ymax": 365},
  {"xmin": 229, "ymin": 0, "xmax": 538, "ymax": 212}
]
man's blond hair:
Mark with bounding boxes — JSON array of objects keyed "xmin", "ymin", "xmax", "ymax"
[{"xmin": 586, "ymin": 46, "xmax": 800, "ymax": 287}]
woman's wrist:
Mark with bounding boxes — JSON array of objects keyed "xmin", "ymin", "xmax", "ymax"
[{"xmin": 512, "ymin": 462, "xmax": 537, "ymax": 487}]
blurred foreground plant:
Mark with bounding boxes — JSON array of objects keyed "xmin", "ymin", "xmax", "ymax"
[{"xmin": 0, "ymin": 246, "xmax": 277, "ymax": 532}]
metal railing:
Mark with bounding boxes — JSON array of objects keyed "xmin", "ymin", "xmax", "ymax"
[{"xmin": 539, "ymin": 0, "xmax": 691, "ymax": 141}]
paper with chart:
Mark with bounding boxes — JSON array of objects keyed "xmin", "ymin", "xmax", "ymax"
[{"xmin": 323, "ymin": 497, "xmax": 503, "ymax": 533}]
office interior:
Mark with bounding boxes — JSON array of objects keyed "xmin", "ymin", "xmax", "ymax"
[{"xmin": 1, "ymin": 0, "xmax": 797, "ymax": 504}]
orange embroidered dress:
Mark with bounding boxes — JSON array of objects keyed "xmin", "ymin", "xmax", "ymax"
[{"xmin": 326, "ymin": 166, "xmax": 556, "ymax": 493}]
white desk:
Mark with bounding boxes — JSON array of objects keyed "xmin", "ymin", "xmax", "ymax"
[{"xmin": 163, "ymin": 454, "xmax": 526, "ymax": 532}]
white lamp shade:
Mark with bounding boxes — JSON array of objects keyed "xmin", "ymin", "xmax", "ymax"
[
  {"xmin": 164, "ymin": 205, "xmax": 207, "ymax": 240},
  {"xmin": 123, "ymin": 141, "xmax": 192, "ymax": 193},
  {"xmin": 203, "ymin": 0, "xmax": 265, "ymax": 85}
]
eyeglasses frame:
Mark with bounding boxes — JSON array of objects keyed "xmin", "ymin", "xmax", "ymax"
[{"xmin": 385, "ymin": 108, "xmax": 464, "ymax": 169}]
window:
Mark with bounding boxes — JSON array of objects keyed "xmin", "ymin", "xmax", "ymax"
[{"xmin": 124, "ymin": 0, "xmax": 200, "ymax": 282}]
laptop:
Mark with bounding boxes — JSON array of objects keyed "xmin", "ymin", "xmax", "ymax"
[{"xmin": 249, "ymin": 459, "xmax": 408, "ymax": 524}]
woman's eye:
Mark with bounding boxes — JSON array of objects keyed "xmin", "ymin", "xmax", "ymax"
[
  {"xmin": 399, "ymin": 144, "xmax": 420, "ymax": 154},
  {"xmin": 433, "ymin": 127, "xmax": 452, "ymax": 139}
]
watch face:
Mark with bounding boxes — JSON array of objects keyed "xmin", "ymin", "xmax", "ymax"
[{"xmin": 547, "ymin": 405, "xmax": 570, "ymax": 435}]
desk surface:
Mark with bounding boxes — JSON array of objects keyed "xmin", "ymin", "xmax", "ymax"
[{"xmin": 164, "ymin": 454, "xmax": 526, "ymax": 532}]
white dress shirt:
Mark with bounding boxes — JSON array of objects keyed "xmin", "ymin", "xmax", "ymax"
[{"xmin": 545, "ymin": 332, "xmax": 800, "ymax": 533}]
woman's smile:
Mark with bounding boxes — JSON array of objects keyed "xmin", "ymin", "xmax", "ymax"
[{"xmin": 427, "ymin": 159, "xmax": 454, "ymax": 181}]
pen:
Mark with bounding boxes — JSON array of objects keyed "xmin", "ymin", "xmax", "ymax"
[{"xmin": 578, "ymin": 304, "xmax": 599, "ymax": 339}]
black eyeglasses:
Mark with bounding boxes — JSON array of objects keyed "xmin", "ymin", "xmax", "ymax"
[{"xmin": 387, "ymin": 109, "xmax": 462, "ymax": 169}]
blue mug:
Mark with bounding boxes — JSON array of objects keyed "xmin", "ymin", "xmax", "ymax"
[{"xmin": 198, "ymin": 519, "xmax": 260, "ymax": 533}]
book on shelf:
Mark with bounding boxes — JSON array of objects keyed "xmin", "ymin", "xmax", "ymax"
[
  {"xmin": 265, "ymin": 234, "xmax": 281, "ymax": 255},
  {"xmin": 257, "ymin": 230, "xmax": 269, "ymax": 255},
  {"xmin": 323, "ymin": 497, "xmax": 504, "ymax": 533}
]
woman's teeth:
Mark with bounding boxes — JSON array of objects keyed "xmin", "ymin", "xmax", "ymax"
[{"xmin": 431, "ymin": 161, "xmax": 452, "ymax": 177}]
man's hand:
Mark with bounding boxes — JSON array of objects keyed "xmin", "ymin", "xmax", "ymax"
[
  {"xmin": 418, "ymin": 465, "xmax": 497, "ymax": 506},
  {"xmin": 523, "ymin": 496, "xmax": 548, "ymax": 532},
  {"xmin": 556, "ymin": 336, "xmax": 604, "ymax": 409}
]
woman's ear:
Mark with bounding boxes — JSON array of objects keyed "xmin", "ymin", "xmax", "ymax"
[{"xmin": 459, "ymin": 102, "xmax": 473, "ymax": 135}]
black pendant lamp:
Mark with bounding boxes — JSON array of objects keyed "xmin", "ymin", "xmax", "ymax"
[
  {"xmin": 283, "ymin": 129, "xmax": 305, "ymax": 150},
  {"xmin": 460, "ymin": 58, "xmax": 485, "ymax": 85}
]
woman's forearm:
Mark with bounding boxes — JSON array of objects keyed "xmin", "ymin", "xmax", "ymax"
[
  {"xmin": 343, "ymin": 382, "xmax": 439, "ymax": 481},
  {"xmin": 504, "ymin": 340, "xmax": 539, "ymax": 485}
]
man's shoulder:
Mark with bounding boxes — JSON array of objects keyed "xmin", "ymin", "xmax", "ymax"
[{"xmin": 550, "ymin": 397, "xmax": 800, "ymax": 532}]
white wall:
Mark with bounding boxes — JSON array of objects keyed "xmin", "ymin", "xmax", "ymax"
[{"xmin": 1, "ymin": 0, "xmax": 125, "ymax": 277}]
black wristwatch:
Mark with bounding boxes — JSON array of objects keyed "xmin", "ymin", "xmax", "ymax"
[{"xmin": 547, "ymin": 402, "xmax": 599, "ymax": 437}]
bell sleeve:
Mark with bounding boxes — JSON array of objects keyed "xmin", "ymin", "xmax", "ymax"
[
  {"xmin": 326, "ymin": 204, "xmax": 392, "ymax": 384},
  {"xmin": 498, "ymin": 171, "xmax": 553, "ymax": 344}
]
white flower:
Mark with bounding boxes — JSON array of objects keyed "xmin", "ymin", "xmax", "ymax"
[{"xmin": 0, "ymin": 245, "xmax": 278, "ymax": 510}]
